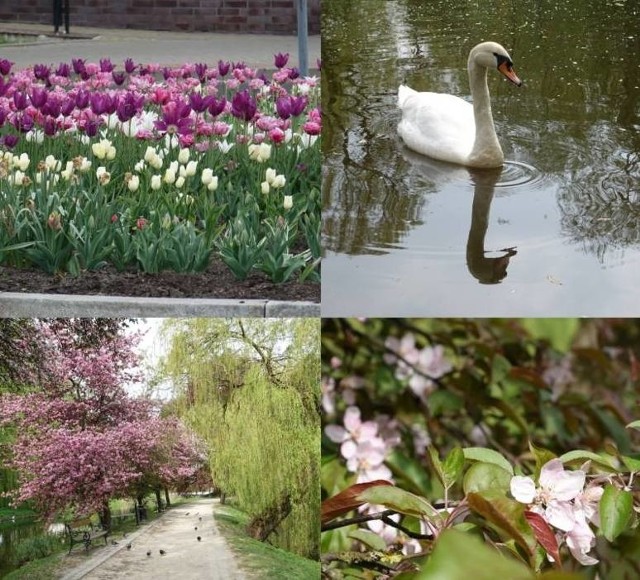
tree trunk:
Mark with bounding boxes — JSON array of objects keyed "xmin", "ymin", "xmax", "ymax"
[
  {"xmin": 247, "ymin": 494, "xmax": 291, "ymax": 542},
  {"xmin": 164, "ymin": 487, "xmax": 171, "ymax": 507},
  {"xmin": 155, "ymin": 488, "xmax": 162, "ymax": 512},
  {"xmin": 220, "ymin": 491, "xmax": 226, "ymax": 505},
  {"xmin": 99, "ymin": 502, "xmax": 112, "ymax": 531}
]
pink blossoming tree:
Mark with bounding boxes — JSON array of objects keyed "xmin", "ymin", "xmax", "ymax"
[{"xmin": 0, "ymin": 319, "xmax": 207, "ymax": 528}]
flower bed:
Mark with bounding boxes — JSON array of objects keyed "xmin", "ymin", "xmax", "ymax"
[{"xmin": 0, "ymin": 54, "xmax": 320, "ymax": 288}]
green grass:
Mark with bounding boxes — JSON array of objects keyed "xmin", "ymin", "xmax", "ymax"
[
  {"xmin": 3, "ymin": 546, "xmax": 67, "ymax": 580},
  {"xmin": 214, "ymin": 503, "xmax": 320, "ymax": 580},
  {"xmin": 0, "ymin": 506, "xmax": 37, "ymax": 519}
]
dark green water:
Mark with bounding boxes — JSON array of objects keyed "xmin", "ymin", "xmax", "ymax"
[{"xmin": 322, "ymin": 0, "xmax": 640, "ymax": 315}]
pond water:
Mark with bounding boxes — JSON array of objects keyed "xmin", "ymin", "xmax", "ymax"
[
  {"xmin": 0, "ymin": 519, "xmax": 64, "ymax": 577},
  {"xmin": 322, "ymin": 0, "xmax": 640, "ymax": 316}
]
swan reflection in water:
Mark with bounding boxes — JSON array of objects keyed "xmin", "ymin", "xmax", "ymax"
[
  {"xmin": 466, "ymin": 167, "xmax": 517, "ymax": 284},
  {"xmin": 400, "ymin": 149, "xmax": 518, "ymax": 285}
]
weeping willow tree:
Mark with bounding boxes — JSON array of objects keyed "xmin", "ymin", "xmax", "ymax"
[{"xmin": 157, "ymin": 318, "xmax": 320, "ymax": 559}]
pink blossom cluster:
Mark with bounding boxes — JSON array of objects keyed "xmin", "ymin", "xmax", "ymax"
[
  {"xmin": 511, "ymin": 459, "xmax": 604, "ymax": 565},
  {"xmin": 325, "ymin": 406, "xmax": 399, "ymax": 483},
  {"xmin": 0, "ymin": 320, "xmax": 208, "ymax": 521},
  {"xmin": 384, "ymin": 333, "xmax": 452, "ymax": 403}
]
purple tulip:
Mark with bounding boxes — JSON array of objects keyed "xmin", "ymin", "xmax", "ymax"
[
  {"xmin": 84, "ymin": 118, "xmax": 100, "ymax": 137},
  {"xmin": 0, "ymin": 77, "xmax": 9, "ymax": 98},
  {"xmin": 194, "ymin": 62, "xmax": 207, "ymax": 80},
  {"xmin": 12, "ymin": 112, "xmax": 34, "ymax": 133},
  {"xmin": 116, "ymin": 92, "xmax": 142, "ymax": 122},
  {"xmin": 43, "ymin": 116, "xmax": 57, "ymax": 136},
  {"xmin": 162, "ymin": 67, "xmax": 172, "ymax": 81},
  {"xmin": 0, "ymin": 59, "xmax": 13, "ymax": 76},
  {"xmin": 188, "ymin": 92, "xmax": 215, "ymax": 113},
  {"xmin": 154, "ymin": 100, "xmax": 193, "ymax": 135},
  {"xmin": 230, "ymin": 90, "xmax": 257, "ymax": 122},
  {"xmin": 288, "ymin": 67, "xmax": 300, "ymax": 80},
  {"xmin": 1, "ymin": 134, "xmax": 19, "ymax": 149},
  {"xmin": 124, "ymin": 58, "xmax": 136, "ymax": 74},
  {"xmin": 55, "ymin": 62, "xmax": 71, "ymax": 77},
  {"xmin": 13, "ymin": 91, "xmax": 28, "ymax": 111},
  {"xmin": 29, "ymin": 87, "xmax": 48, "ymax": 109},
  {"xmin": 42, "ymin": 95, "xmax": 62, "ymax": 117},
  {"xmin": 33, "ymin": 64, "xmax": 51, "ymax": 81},
  {"xmin": 60, "ymin": 97, "xmax": 75, "ymax": 117},
  {"xmin": 289, "ymin": 95, "xmax": 307, "ymax": 116},
  {"xmin": 74, "ymin": 89, "xmax": 90, "ymax": 109},
  {"xmin": 112, "ymin": 71, "xmax": 126, "ymax": 86},
  {"xmin": 207, "ymin": 96, "xmax": 226, "ymax": 117},
  {"xmin": 275, "ymin": 96, "xmax": 291, "ymax": 120},
  {"xmin": 317, "ymin": 58, "xmax": 322, "ymax": 70},
  {"xmin": 274, "ymin": 52, "xmax": 289, "ymax": 69},
  {"xmin": 0, "ymin": 109, "xmax": 6, "ymax": 126},
  {"xmin": 217, "ymin": 60, "xmax": 231, "ymax": 77},
  {"xmin": 72, "ymin": 58, "xmax": 86, "ymax": 75},
  {"xmin": 90, "ymin": 93, "xmax": 114, "ymax": 115},
  {"xmin": 99, "ymin": 58, "xmax": 114, "ymax": 73}
]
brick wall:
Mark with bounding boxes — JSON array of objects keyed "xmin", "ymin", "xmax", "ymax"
[{"xmin": 0, "ymin": 0, "xmax": 321, "ymax": 35}]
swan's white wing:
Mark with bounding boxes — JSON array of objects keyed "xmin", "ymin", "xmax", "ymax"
[{"xmin": 397, "ymin": 87, "xmax": 475, "ymax": 165}]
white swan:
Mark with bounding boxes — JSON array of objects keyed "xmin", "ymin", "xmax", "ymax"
[{"xmin": 397, "ymin": 41, "xmax": 522, "ymax": 168}]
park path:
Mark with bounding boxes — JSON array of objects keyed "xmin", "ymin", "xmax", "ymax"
[{"xmin": 60, "ymin": 497, "xmax": 245, "ymax": 580}]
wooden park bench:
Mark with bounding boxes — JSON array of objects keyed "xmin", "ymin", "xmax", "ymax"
[{"xmin": 64, "ymin": 517, "xmax": 110, "ymax": 554}]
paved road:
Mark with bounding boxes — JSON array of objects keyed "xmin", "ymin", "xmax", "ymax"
[
  {"xmin": 0, "ymin": 22, "xmax": 320, "ymax": 70},
  {"xmin": 60, "ymin": 498, "xmax": 245, "ymax": 580}
]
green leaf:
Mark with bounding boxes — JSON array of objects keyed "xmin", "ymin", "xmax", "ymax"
[
  {"xmin": 559, "ymin": 450, "xmax": 617, "ymax": 470},
  {"xmin": 492, "ymin": 354, "xmax": 512, "ymax": 383},
  {"xmin": 463, "ymin": 447, "xmax": 514, "ymax": 475},
  {"xmin": 529, "ymin": 442, "xmax": 556, "ymax": 479},
  {"xmin": 358, "ymin": 485, "xmax": 441, "ymax": 521},
  {"xmin": 442, "ymin": 447, "xmax": 465, "ymax": 486},
  {"xmin": 428, "ymin": 445, "xmax": 446, "ymax": 487},
  {"xmin": 600, "ymin": 484, "xmax": 633, "ymax": 542},
  {"xmin": 621, "ymin": 455, "xmax": 640, "ymax": 472},
  {"xmin": 463, "ymin": 462, "xmax": 512, "ymax": 494},
  {"xmin": 348, "ymin": 529, "xmax": 388, "ymax": 551},
  {"xmin": 467, "ymin": 490, "xmax": 536, "ymax": 559},
  {"xmin": 520, "ymin": 319, "xmax": 579, "ymax": 352},
  {"xmin": 415, "ymin": 529, "xmax": 534, "ymax": 580}
]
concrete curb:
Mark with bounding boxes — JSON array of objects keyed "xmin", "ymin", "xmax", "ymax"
[{"xmin": 0, "ymin": 293, "xmax": 319, "ymax": 318}]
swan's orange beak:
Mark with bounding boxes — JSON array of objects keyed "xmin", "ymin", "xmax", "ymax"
[{"xmin": 498, "ymin": 61, "xmax": 522, "ymax": 87}]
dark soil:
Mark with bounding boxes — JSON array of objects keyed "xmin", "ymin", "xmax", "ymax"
[{"xmin": 0, "ymin": 258, "xmax": 319, "ymax": 302}]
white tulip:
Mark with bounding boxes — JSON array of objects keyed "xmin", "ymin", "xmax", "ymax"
[{"xmin": 178, "ymin": 148, "xmax": 190, "ymax": 164}]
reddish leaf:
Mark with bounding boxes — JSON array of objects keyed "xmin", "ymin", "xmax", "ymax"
[
  {"xmin": 508, "ymin": 367, "xmax": 549, "ymax": 390},
  {"xmin": 524, "ymin": 510, "xmax": 561, "ymax": 567},
  {"xmin": 321, "ymin": 480, "xmax": 393, "ymax": 525}
]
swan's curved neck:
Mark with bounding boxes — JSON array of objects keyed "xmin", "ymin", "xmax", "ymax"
[{"xmin": 468, "ymin": 59, "xmax": 503, "ymax": 165}]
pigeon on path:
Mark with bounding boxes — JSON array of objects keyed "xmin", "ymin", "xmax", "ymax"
[{"xmin": 160, "ymin": 549, "xmax": 167, "ymax": 556}]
